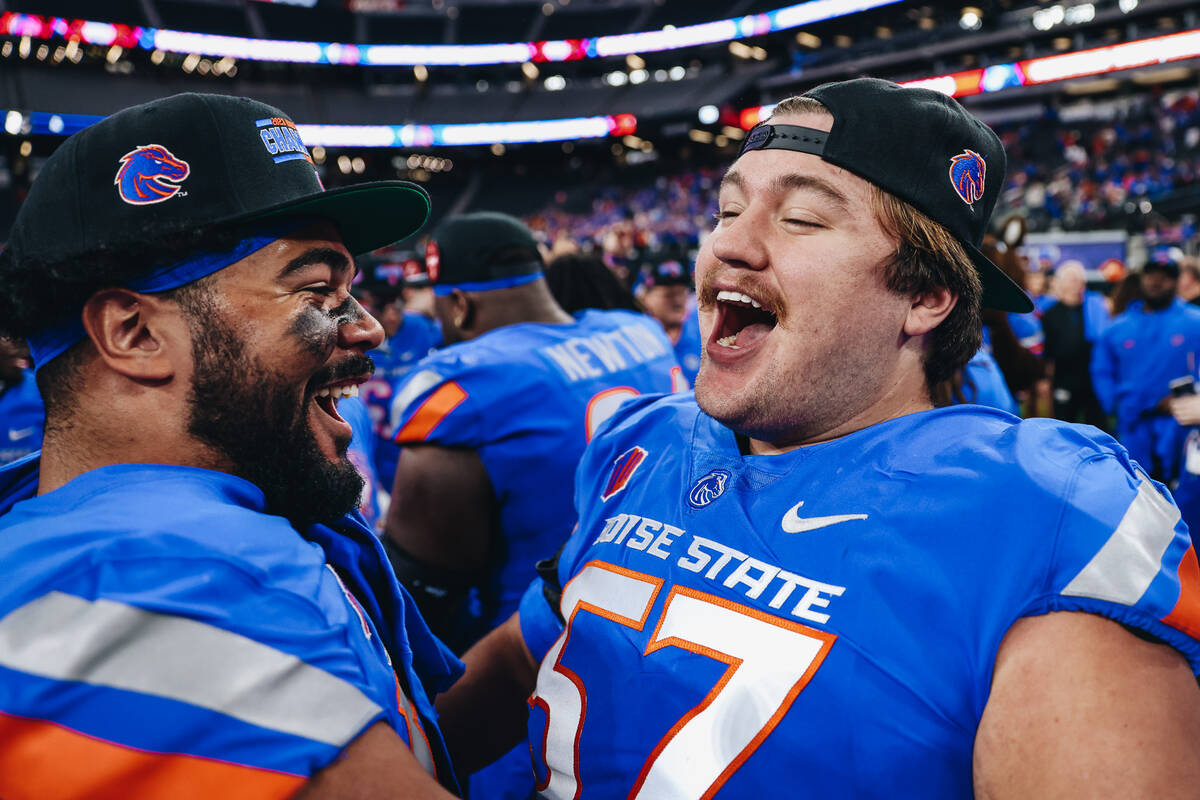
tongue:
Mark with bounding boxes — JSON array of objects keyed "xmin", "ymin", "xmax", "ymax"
[
  {"xmin": 735, "ymin": 321, "xmax": 773, "ymax": 348},
  {"xmin": 316, "ymin": 394, "xmax": 347, "ymax": 424}
]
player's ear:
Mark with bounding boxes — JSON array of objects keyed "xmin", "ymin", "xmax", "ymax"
[
  {"xmin": 450, "ymin": 289, "xmax": 475, "ymax": 332},
  {"xmin": 903, "ymin": 286, "xmax": 957, "ymax": 337},
  {"xmin": 80, "ymin": 289, "xmax": 184, "ymax": 382}
]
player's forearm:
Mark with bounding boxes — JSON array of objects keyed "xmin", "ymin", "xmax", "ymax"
[{"xmin": 436, "ymin": 613, "xmax": 539, "ymax": 775}]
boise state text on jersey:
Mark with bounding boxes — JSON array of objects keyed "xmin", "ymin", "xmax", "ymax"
[
  {"xmin": 518, "ymin": 394, "xmax": 1200, "ymax": 799},
  {"xmin": 391, "ymin": 309, "xmax": 684, "ymax": 635}
]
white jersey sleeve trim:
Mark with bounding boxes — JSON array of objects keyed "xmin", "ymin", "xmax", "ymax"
[
  {"xmin": 0, "ymin": 591, "xmax": 383, "ymax": 748},
  {"xmin": 1061, "ymin": 472, "xmax": 1181, "ymax": 606},
  {"xmin": 389, "ymin": 369, "xmax": 444, "ymax": 431}
]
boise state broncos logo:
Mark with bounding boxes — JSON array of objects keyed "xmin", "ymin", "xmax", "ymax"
[
  {"xmin": 688, "ymin": 469, "xmax": 731, "ymax": 509},
  {"xmin": 948, "ymin": 149, "xmax": 986, "ymax": 206},
  {"xmin": 114, "ymin": 144, "xmax": 190, "ymax": 205}
]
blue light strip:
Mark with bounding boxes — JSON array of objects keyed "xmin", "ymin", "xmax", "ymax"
[
  {"xmin": 2, "ymin": 110, "xmax": 626, "ymax": 148},
  {"xmin": 1, "ymin": 0, "xmax": 903, "ymax": 68}
]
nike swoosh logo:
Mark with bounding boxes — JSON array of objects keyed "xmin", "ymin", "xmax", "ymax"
[
  {"xmin": 781, "ymin": 501, "xmax": 868, "ymax": 533},
  {"xmin": 7, "ymin": 427, "xmax": 36, "ymax": 442}
]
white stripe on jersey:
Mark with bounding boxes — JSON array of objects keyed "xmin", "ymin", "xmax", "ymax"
[
  {"xmin": 1062, "ymin": 472, "xmax": 1181, "ymax": 606},
  {"xmin": 0, "ymin": 591, "xmax": 382, "ymax": 747}
]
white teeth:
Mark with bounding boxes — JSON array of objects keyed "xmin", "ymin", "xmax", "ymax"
[
  {"xmin": 716, "ymin": 289, "xmax": 763, "ymax": 309},
  {"xmin": 316, "ymin": 384, "xmax": 360, "ymax": 401},
  {"xmin": 717, "ymin": 334, "xmax": 739, "ymax": 348}
]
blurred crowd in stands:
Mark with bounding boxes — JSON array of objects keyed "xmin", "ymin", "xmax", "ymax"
[{"xmin": 996, "ymin": 89, "xmax": 1200, "ymax": 235}]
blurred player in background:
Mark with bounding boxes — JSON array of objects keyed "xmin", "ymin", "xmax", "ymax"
[
  {"xmin": 384, "ymin": 211, "xmax": 683, "ymax": 798},
  {"xmin": 0, "ymin": 338, "xmax": 43, "ymax": 466},
  {"xmin": 545, "ymin": 251, "xmax": 642, "ymax": 315},
  {"xmin": 1092, "ymin": 254, "xmax": 1200, "ymax": 482},
  {"xmin": 0, "ymin": 93, "xmax": 462, "ymax": 798},
  {"xmin": 436, "ymin": 78, "xmax": 1200, "ymax": 799},
  {"xmin": 401, "ymin": 254, "xmax": 440, "ymax": 320},
  {"xmin": 358, "ymin": 277, "xmax": 442, "ymax": 494},
  {"xmin": 1042, "ymin": 261, "xmax": 1110, "ymax": 427},
  {"xmin": 636, "ymin": 254, "xmax": 703, "ymax": 385}
]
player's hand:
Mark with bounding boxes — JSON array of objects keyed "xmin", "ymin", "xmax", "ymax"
[{"xmin": 1169, "ymin": 395, "xmax": 1200, "ymax": 426}]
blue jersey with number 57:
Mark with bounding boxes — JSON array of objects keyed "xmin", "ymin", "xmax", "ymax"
[
  {"xmin": 519, "ymin": 393, "xmax": 1200, "ymax": 799},
  {"xmin": 391, "ymin": 309, "xmax": 684, "ymax": 635}
]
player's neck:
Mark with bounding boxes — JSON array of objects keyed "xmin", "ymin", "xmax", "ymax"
[
  {"xmin": 37, "ymin": 397, "xmax": 230, "ymax": 496},
  {"xmin": 743, "ymin": 372, "xmax": 935, "ymax": 455}
]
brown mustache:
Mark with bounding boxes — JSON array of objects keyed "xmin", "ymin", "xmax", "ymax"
[{"xmin": 697, "ymin": 273, "xmax": 787, "ymax": 322}]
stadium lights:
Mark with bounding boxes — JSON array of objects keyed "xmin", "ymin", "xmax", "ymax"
[
  {"xmin": 959, "ymin": 7, "xmax": 983, "ymax": 31},
  {"xmin": 4, "ymin": 111, "xmax": 23, "ymax": 135},
  {"xmin": 1032, "ymin": 3, "xmax": 1094, "ymax": 31},
  {"xmin": 1119, "ymin": 0, "xmax": 1138, "ymax": 12},
  {"xmin": 689, "ymin": 129, "xmax": 715, "ymax": 143},
  {"xmin": 522, "ymin": 61, "xmax": 539, "ymax": 80},
  {"xmin": 669, "ymin": 65, "xmax": 686, "ymax": 80},
  {"xmin": 414, "ymin": 64, "xmax": 428, "ymax": 82},
  {"xmin": 0, "ymin": 0, "xmax": 902, "ymax": 68},
  {"xmin": 626, "ymin": 54, "xmax": 645, "ymax": 70},
  {"xmin": 629, "ymin": 69, "xmax": 648, "ymax": 84},
  {"xmin": 605, "ymin": 71, "xmax": 629, "ymax": 86},
  {"xmin": 698, "ymin": 105, "xmax": 720, "ymax": 124},
  {"xmin": 544, "ymin": 75, "xmax": 566, "ymax": 90}
]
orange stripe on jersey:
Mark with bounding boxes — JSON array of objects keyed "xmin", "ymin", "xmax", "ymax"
[
  {"xmin": 0, "ymin": 711, "xmax": 305, "ymax": 800},
  {"xmin": 1163, "ymin": 544, "xmax": 1200, "ymax": 640},
  {"xmin": 394, "ymin": 382, "xmax": 468, "ymax": 443}
]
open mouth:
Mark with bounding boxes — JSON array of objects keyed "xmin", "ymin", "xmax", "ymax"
[
  {"xmin": 312, "ymin": 378, "xmax": 365, "ymax": 427},
  {"xmin": 712, "ymin": 289, "xmax": 779, "ymax": 350}
]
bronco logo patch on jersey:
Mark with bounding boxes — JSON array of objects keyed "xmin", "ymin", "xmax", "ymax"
[
  {"xmin": 948, "ymin": 149, "xmax": 986, "ymax": 206},
  {"xmin": 601, "ymin": 446, "xmax": 648, "ymax": 502},
  {"xmin": 688, "ymin": 468, "xmax": 731, "ymax": 508},
  {"xmin": 114, "ymin": 145, "xmax": 190, "ymax": 205}
]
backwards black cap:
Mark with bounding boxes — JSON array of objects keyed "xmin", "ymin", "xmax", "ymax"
[
  {"xmin": 426, "ymin": 211, "xmax": 544, "ymax": 296},
  {"xmin": 6, "ymin": 92, "xmax": 430, "ymax": 265},
  {"xmin": 738, "ymin": 78, "xmax": 1031, "ymax": 313}
]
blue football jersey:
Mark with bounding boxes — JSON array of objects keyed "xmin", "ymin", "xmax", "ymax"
[
  {"xmin": 674, "ymin": 307, "xmax": 702, "ymax": 387},
  {"xmin": 391, "ymin": 309, "xmax": 684, "ymax": 633},
  {"xmin": 520, "ymin": 394, "xmax": 1200, "ymax": 799},
  {"xmin": 0, "ymin": 460, "xmax": 462, "ymax": 797},
  {"xmin": 362, "ymin": 313, "xmax": 442, "ymax": 488},
  {"xmin": 960, "ymin": 347, "xmax": 1018, "ymax": 415},
  {"xmin": 341, "ymin": 395, "xmax": 384, "ymax": 531},
  {"xmin": 0, "ymin": 369, "xmax": 44, "ymax": 466}
]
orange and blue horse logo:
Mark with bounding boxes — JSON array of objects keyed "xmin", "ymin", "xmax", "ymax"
[
  {"xmin": 948, "ymin": 149, "xmax": 986, "ymax": 206},
  {"xmin": 114, "ymin": 144, "xmax": 190, "ymax": 205}
]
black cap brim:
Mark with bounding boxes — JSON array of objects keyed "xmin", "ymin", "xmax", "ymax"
[
  {"xmin": 965, "ymin": 242, "xmax": 1034, "ymax": 313},
  {"xmin": 244, "ymin": 180, "xmax": 430, "ymax": 256}
]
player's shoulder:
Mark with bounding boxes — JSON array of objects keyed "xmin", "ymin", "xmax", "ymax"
[
  {"xmin": 892, "ymin": 407, "xmax": 1125, "ymax": 491},
  {"xmin": 589, "ymin": 390, "xmax": 699, "ymax": 451}
]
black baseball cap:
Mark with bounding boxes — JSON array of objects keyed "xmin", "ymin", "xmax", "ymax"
[
  {"xmin": 5, "ymin": 92, "xmax": 430, "ymax": 265},
  {"xmin": 637, "ymin": 255, "xmax": 693, "ymax": 290},
  {"xmin": 426, "ymin": 211, "xmax": 544, "ymax": 294},
  {"xmin": 738, "ymin": 78, "xmax": 1031, "ymax": 313}
]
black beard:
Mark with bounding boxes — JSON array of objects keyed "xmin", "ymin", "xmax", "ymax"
[{"xmin": 184, "ymin": 311, "xmax": 364, "ymax": 531}]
